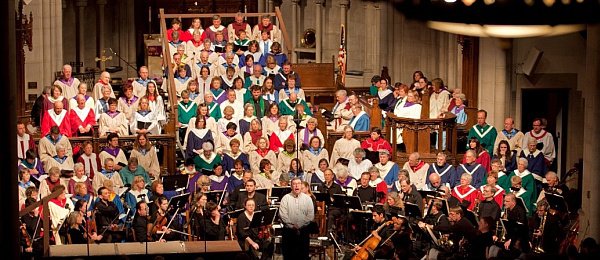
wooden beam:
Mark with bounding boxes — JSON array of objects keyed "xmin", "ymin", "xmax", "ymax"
[
  {"xmin": 160, "ymin": 9, "xmax": 178, "ymax": 172},
  {"xmin": 161, "ymin": 12, "xmax": 276, "ymax": 19},
  {"xmin": 274, "ymin": 7, "xmax": 292, "ymax": 58}
]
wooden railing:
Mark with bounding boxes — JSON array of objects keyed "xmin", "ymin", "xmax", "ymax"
[{"xmin": 19, "ymin": 186, "xmax": 65, "ymax": 257}]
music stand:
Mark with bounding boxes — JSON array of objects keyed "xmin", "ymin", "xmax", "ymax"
[
  {"xmin": 310, "ymin": 183, "xmax": 322, "ymax": 192},
  {"xmin": 249, "ymin": 208, "xmax": 279, "ymax": 229},
  {"xmin": 226, "ymin": 208, "xmax": 245, "ymax": 219},
  {"xmin": 365, "ymin": 150, "xmax": 380, "ymax": 164},
  {"xmin": 314, "ymin": 192, "xmax": 332, "ymax": 205},
  {"xmin": 516, "ymin": 196, "xmax": 529, "ymax": 214},
  {"xmin": 204, "ymin": 190, "xmax": 225, "ymax": 203},
  {"xmin": 162, "ymin": 175, "xmax": 190, "ymax": 192},
  {"xmin": 30, "ymin": 175, "xmax": 41, "ymax": 188},
  {"xmin": 239, "ymin": 188, "xmax": 268, "ymax": 198},
  {"xmin": 160, "ymin": 192, "xmax": 191, "ymax": 241},
  {"xmin": 332, "ymin": 194, "xmax": 362, "ymax": 211},
  {"xmin": 201, "ymin": 169, "xmax": 215, "ymax": 176},
  {"xmin": 464, "ymin": 210, "xmax": 478, "ymax": 227},
  {"xmin": 545, "ymin": 192, "xmax": 569, "ymax": 213},
  {"xmin": 270, "ymin": 186, "xmax": 292, "ymax": 203},
  {"xmin": 404, "ymin": 202, "xmax": 422, "ymax": 219}
]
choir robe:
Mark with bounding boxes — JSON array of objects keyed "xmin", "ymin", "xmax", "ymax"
[
  {"xmin": 242, "ymin": 130, "xmax": 263, "ymax": 152},
  {"xmin": 211, "ymin": 88, "xmax": 228, "ymax": 105},
  {"xmin": 68, "ymin": 95, "xmax": 95, "ymax": 110},
  {"xmin": 269, "ymin": 129, "xmax": 294, "ymax": 153},
  {"xmin": 507, "ymin": 169, "xmax": 537, "ymax": 214},
  {"xmin": 19, "ymin": 158, "xmax": 45, "ymax": 178},
  {"xmin": 130, "ymin": 110, "xmax": 159, "ymax": 135},
  {"xmin": 193, "ymin": 152, "xmax": 222, "ymax": 172},
  {"xmin": 452, "ymin": 185, "xmax": 479, "ymax": 211},
  {"xmin": 335, "ymin": 177, "xmax": 357, "ymax": 196},
  {"xmin": 203, "ymin": 25, "xmax": 228, "ymax": 42},
  {"xmin": 222, "ymin": 152, "xmax": 250, "ymax": 174},
  {"xmin": 520, "ymin": 149, "xmax": 547, "ymax": 182},
  {"xmin": 375, "ymin": 161, "xmax": 400, "ymax": 189},
  {"xmin": 48, "ymin": 198, "xmax": 74, "ymax": 245},
  {"xmin": 238, "ymin": 116, "xmax": 256, "ymax": 137},
  {"xmin": 216, "ymin": 117, "xmax": 239, "ymax": 134},
  {"xmin": 17, "ymin": 133, "xmax": 35, "ymax": 160},
  {"xmin": 53, "ymin": 77, "xmax": 81, "ymax": 100},
  {"xmin": 38, "ymin": 134, "xmax": 73, "ymax": 163},
  {"xmin": 18, "ymin": 181, "xmax": 36, "ymax": 208},
  {"xmin": 369, "ymin": 178, "xmax": 389, "ymax": 204},
  {"xmin": 310, "ymin": 169, "xmax": 326, "ymax": 185},
  {"xmin": 348, "ymin": 159, "xmax": 373, "ymax": 180},
  {"xmin": 92, "ymin": 170, "xmax": 124, "ymax": 194},
  {"xmin": 41, "ymin": 109, "xmax": 71, "ymax": 137},
  {"xmin": 252, "ymin": 24, "xmax": 282, "ymax": 43},
  {"xmin": 208, "ymin": 102, "xmax": 223, "ymax": 120},
  {"xmin": 124, "ymin": 189, "xmax": 151, "ymax": 216},
  {"xmin": 278, "ymin": 98, "xmax": 312, "ymax": 116},
  {"xmin": 244, "ymin": 75, "xmax": 266, "ymax": 89},
  {"xmin": 302, "ymin": 148, "xmax": 330, "ymax": 174},
  {"xmin": 330, "ymin": 138, "xmax": 361, "ymax": 166},
  {"xmin": 76, "ymin": 153, "xmax": 101, "ymax": 179},
  {"xmin": 117, "ymin": 96, "xmax": 140, "ymax": 124},
  {"xmin": 39, "ymin": 178, "xmax": 61, "ymax": 198},
  {"xmin": 220, "ymin": 100, "xmax": 244, "ymax": 120},
  {"xmin": 99, "ymin": 147, "xmax": 128, "ymax": 170},
  {"xmin": 216, "ymin": 132, "xmax": 244, "ymax": 154},
  {"xmin": 278, "ymin": 88, "xmax": 306, "ymax": 102},
  {"xmin": 95, "ymin": 98, "xmax": 110, "ymax": 121},
  {"xmin": 513, "ymin": 187, "xmax": 535, "ymax": 216},
  {"xmin": 493, "ymin": 154, "xmax": 518, "ymax": 174},
  {"xmin": 477, "ymin": 184, "xmax": 505, "ymax": 208},
  {"xmin": 92, "ymin": 81, "xmax": 115, "ymax": 101},
  {"xmin": 178, "ymin": 101, "xmax": 198, "ymax": 128},
  {"xmin": 233, "ymin": 88, "xmax": 250, "ymax": 106},
  {"xmin": 402, "ymin": 161, "xmax": 430, "ymax": 190},
  {"xmin": 249, "ymin": 149, "xmax": 277, "ymax": 174},
  {"xmin": 461, "ymin": 150, "xmax": 491, "ymax": 173},
  {"xmin": 185, "ymin": 128, "xmax": 213, "ymax": 159},
  {"xmin": 360, "ymin": 138, "xmax": 393, "ymax": 155},
  {"xmin": 185, "ymin": 116, "xmax": 219, "ymax": 146},
  {"xmin": 67, "ymin": 175, "xmax": 95, "ymax": 195},
  {"xmin": 42, "ymin": 96, "xmax": 69, "ymax": 118},
  {"xmin": 262, "ymin": 90, "xmax": 280, "ymax": 104},
  {"xmin": 494, "ymin": 129, "xmax": 525, "ymax": 155},
  {"xmin": 174, "ymin": 76, "xmax": 193, "ymax": 96},
  {"xmin": 226, "ymin": 172, "xmax": 245, "ymax": 193},
  {"xmin": 455, "ymin": 162, "xmax": 487, "ymax": 188},
  {"xmin": 348, "ymin": 111, "xmax": 370, "ymax": 132},
  {"xmin": 394, "ymin": 102, "xmax": 422, "ymax": 143},
  {"xmin": 429, "ymin": 90, "xmax": 450, "ymax": 119},
  {"xmin": 522, "ymin": 129, "xmax": 556, "ymax": 164},
  {"xmin": 275, "ymin": 151, "xmax": 297, "ymax": 181},
  {"xmin": 262, "ymin": 115, "xmax": 293, "ymax": 136},
  {"xmin": 467, "ymin": 124, "xmax": 498, "ymax": 152},
  {"xmin": 274, "ymin": 72, "xmax": 302, "ymax": 91},
  {"xmin": 44, "ymin": 156, "xmax": 75, "ymax": 187},
  {"xmin": 497, "ymin": 171, "xmax": 511, "ymax": 192},
  {"xmin": 98, "ymin": 111, "xmax": 129, "ymax": 137},
  {"xmin": 119, "ymin": 166, "xmax": 152, "ymax": 187},
  {"xmin": 216, "ymin": 63, "xmax": 241, "ymax": 78},
  {"xmin": 209, "ymin": 175, "xmax": 228, "ymax": 191},
  {"xmin": 130, "ymin": 147, "xmax": 161, "ymax": 179},
  {"xmin": 426, "ymin": 163, "xmax": 457, "ymax": 188},
  {"xmin": 68, "ymin": 106, "xmax": 96, "ymax": 137},
  {"xmin": 297, "ymin": 128, "xmax": 324, "ymax": 149},
  {"xmin": 253, "ymin": 172, "xmax": 274, "ymax": 190},
  {"xmin": 148, "ymin": 96, "xmax": 167, "ymax": 130},
  {"xmin": 131, "ymin": 78, "xmax": 151, "ymax": 98}
]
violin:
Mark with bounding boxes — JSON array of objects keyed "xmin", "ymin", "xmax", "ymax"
[
  {"xmin": 352, "ymin": 220, "xmax": 392, "ymax": 260},
  {"xmin": 149, "ymin": 211, "xmax": 168, "ymax": 240},
  {"xmin": 20, "ymin": 221, "xmax": 32, "ymax": 248}
]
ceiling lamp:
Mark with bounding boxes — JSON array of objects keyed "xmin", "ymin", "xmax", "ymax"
[{"xmin": 389, "ymin": 0, "xmax": 600, "ymax": 38}]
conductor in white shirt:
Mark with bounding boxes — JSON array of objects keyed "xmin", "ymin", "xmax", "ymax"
[{"xmin": 279, "ymin": 177, "xmax": 314, "ymax": 260}]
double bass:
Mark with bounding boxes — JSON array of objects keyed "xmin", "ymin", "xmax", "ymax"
[{"xmin": 352, "ymin": 221, "xmax": 392, "ymax": 260}]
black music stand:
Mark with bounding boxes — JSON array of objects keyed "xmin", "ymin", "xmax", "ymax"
[
  {"xmin": 310, "ymin": 183, "xmax": 323, "ymax": 192},
  {"xmin": 205, "ymin": 190, "xmax": 225, "ymax": 203},
  {"xmin": 226, "ymin": 208, "xmax": 245, "ymax": 219},
  {"xmin": 333, "ymin": 194, "xmax": 362, "ymax": 211},
  {"xmin": 365, "ymin": 150, "xmax": 380, "ymax": 164},
  {"xmin": 162, "ymin": 175, "xmax": 190, "ymax": 192},
  {"xmin": 545, "ymin": 192, "xmax": 569, "ymax": 213},
  {"xmin": 270, "ymin": 186, "xmax": 292, "ymax": 203},
  {"xmin": 516, "ymin": 196, "xmax": 529, "ymax": 214},
  {"xmin": 419, "ymin": 190, "xmax": 443, "ymax": 200},
  {"xmin": 30, "ymin": 175, "xmax": 41, "ymax": 188},
  {"xmin": 464, "ymin": 209, "xmax": 478, "ymax": 227},
  {"xmin": 424, "ymin": 197, "xmax": 449, "ymax": 217},
  {"xmin": 249, "ymin": 208, "xmax": 278, "ymax": 229},
  {"xmin": 160, "ymin": 192, "xmax": 191, "ymax": 241},
  {"xmin": 240, "ymin": 188, "xmax": 269, "ymax": 198},
  {"xmin": 404, "ymin": 202, "xmax": 422, "ymax": 219}
]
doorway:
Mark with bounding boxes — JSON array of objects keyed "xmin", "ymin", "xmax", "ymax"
[{"xmin": 521, "ymin": 88, "xmax": 569, "ymax": 175}]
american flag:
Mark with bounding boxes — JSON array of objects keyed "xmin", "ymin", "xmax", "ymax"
[{"xmin": 338, "ymin": 25, "xmax": 347, "ymax": 86}]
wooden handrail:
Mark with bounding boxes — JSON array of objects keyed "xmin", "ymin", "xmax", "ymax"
[
  {"xmin": 18, "ymin": 186, "xmax": 66, "ymax": 257},
  {"xmin": 159, "ymin": 9, "xmax": 179, "ymax": 138},
  {"xmin": 274, "ymin": 7, "xmax": 292, "ymax": 57},
  {"xmin": 160, "ymin": 12, "xmax": 276, "ymax": 19}
]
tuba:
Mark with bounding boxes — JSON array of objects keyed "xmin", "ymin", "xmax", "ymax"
[{"xmin": 532, "ymin": 211, "xmax": 547, "ymax": 253}]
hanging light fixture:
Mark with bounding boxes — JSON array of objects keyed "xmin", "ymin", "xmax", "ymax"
[{"xmin": 389, "ymin": 0, "xmax": 600, "ymax": 38}]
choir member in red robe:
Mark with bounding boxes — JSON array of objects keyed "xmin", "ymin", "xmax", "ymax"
[
  {"xmin": 41, "ymin": 101, "xmax": 71, "ymax": 137},
  {"xmin": 69, "ymin": 94, "xmax": 96, "ymax": 137}
]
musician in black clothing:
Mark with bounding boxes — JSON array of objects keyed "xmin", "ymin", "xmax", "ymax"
[
  {"xmin": 471, "ymin": 216, "xmax": 496, "ymax": 259},
  {"xmin": 531, "ymin": 200, "xmax": 563, "ymax": 255},
  {"xmin": 95, "ymin": 187, "xmax": 120, "ymax": 243},
  {"xmin": 499, "ymin": 193, "xmax": 529, "ymax": 258},
  {"xmin": 354, "ymin": 172, "xmax": 377, "ymax": 203},
  {"xmin": 418, "ymin": 201, "xmax": 451, "ymax": 233},
  {"xmin": 228, "ymin": 171, "xmax": 253, "ymax": 209},
  {"xmin": 20, "ymin": 198, "xmax": 43, "ymax": 259},
  {"xmin": 477, "ymin": 185, "xmax": 501, "ymax": 221},
  {"xmin": 236, "ymin": 198, "xmax": 274, "ymax": 260},
  {"xmin": 235, "ymin": 179, "xmax": 268, "ymax": 210},
  {"xmin": 148, "ymin": 196, "xmax": 179, "ymax": 241},
  {"xmin": 447, "ymin": 206, "xmax": 478, "ymax": 254},
  {"xmin": 200, "ymin": 201, "xmax": 228, "ymax": 240},
  {"xmin": 317, "ymin": 169, "xmax": 344, "ymax": 232},
  {"xmin": 440, "ymin": 186, "xmax": 461, "ymax": 208},
  {"xmin": 400, "ymin": 179, "xmax": 423, "ymax": 213},
  {"xmin": 131, "ymin": 201, "xmax": 150, "ymax": 242}
]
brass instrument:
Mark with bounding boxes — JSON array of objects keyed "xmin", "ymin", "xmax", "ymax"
[
  {"xmin": 496, "ymin": 208, "xmax": 507, "ymax": 243},
  {"xmin": 473, "ymin": 198, "xmax": 481, "ymax": 217},
  {"xmin": 533, "ymin": 211, "xmax": 547, "ymax": 253}
]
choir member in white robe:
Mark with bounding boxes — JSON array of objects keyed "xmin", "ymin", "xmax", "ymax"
[
  {"xmin": 347, "ymin": 104, "xmax": 370, "ymax": 132},
  {"xmin": 262, "ymin": 104, "xmax": 293, "ymax": 136},
  {"xmin": 43, "ymin": 144, "xmax": 75, "ymax": 187},
  {"xmin": 220, "ymin": 89, "xmax": 244, "ymax": 120},
  {"xmin": 301, "ymin": 136, "xmax": 330, "ymax": 174},
  {"xmin": 402, "ymin": 152, "xmax": 430, "ymax": 190},
  {"xmin": 117, "ymin": 83, "xmax": 140, "ymax": 124},
  {"xmin": 175, "ymin": 67, "xmax": 193, "ymax": 97},
  {"xmin": 95, "ymin": 85, "xmax": 113, "ymax": 121},
  {"xmin": 185, "ymin": 117, "xmax": 214, "ymax": 159},
  {"xmin": 187, "ymin": 28, "xmax": 204, "ymax": 60},
  {"xmin": 195, "ymin": 66, "xmax": 214, "ymax": 96},
  {"xmin": 375, "ymin": 150, "xmax": 400, "ymax": 189},
  {"xmin": 16, "ymin": 122, "xmax": 35, "ymax": 160},
  {"xmin": 269, "ymin": 117, "xmax": 295, "ymax": 153},
  {"xmin": 275, "ymin": 139, "xmax": 298, "ymax": 181},
  {"xmin": 77, "ymin": 142, "xmax": 101, "ymax": 179},
  {"xmin": 193, "ymin": 50, "xmax": 217, "ymax": 79},
  {"xmin": 347, "ymin": 148, "xmax": 373, "ymax": 180},
  {"xmin": 521, "ymin": 118, "xmax": 556, "ymax": 165},
  {"xmin": 130, "ymin": 97, "xmax": 160, "ymax": 135},
  {"xmin": 131, "ymin": 66, "xmax": 152, "ymax": 98},
  {"xmin": 330, "ymin": 126, "xmax": 361, "ymax": 166},
  {"xmin": 68, "ymin": 83, "xmax": 95, "ymax": 110},
  {"xmin": 99, "ymin": 133, "xmax": 129, "ymax": 171},
  {"xmin": 48, "ymin": 185, "xmax": 74, "ymax": 245},
  {"xmin": 494, "ymin": 117, "xmax": 525, "ymax": 154},
  {"xmin": 393, "ymin": 90, "xmax": 422, "ymax": 144},
  {"xmin": 243, "ymin": 118, "xmax": 264, "ymax": 152},
  {"xmin": 184, "ymin": 104, "xmax": 218, "ymax": 148},
  {"xmin": 98, "ymin": 98, "xmax": 129, "ymax": 137},
  {"xmin": 145, "ymin": 81, "xmax": 166, "ymax": 132},
  {"xmin": 252, "ymin": 15, "xmax": 282, "ymax": 44},
  {"xmin": 215, "ymin": 122, "xmax": 244, "ymax": 154},
  {"xmin": 428, "ymin": 78, "xmax": 450, "ymax": 119},
  {"xmin": 92, "ymin": 158, "xmax": 125, "ymax": 193},
  {"xmin": 53, "ymin": 64, "xmax": 81, "ymax": 100},
  {"xmin": 93, "ymin": 71, "xmax": 115, "ymax": 101},
  {"xmin": 38, "ymin": 126, "xmax": 73, "ymax": 165},
  {"xmin": 217, "ymin": 106, "xmax": 240, "ymax": 133},
  {"xmin": 130, "ymin": 133, "xmax": 161, "ymax": 179},
  {"xmin": 249, "ymin": 137, "xmax": 277, "ymax": 175}
]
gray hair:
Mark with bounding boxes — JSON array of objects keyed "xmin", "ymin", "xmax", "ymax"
[
  {"xmin": 353, "ymin": 148, "xmax": 366, "ymax": 158},
  {"xmin": 460, "ymin": 173, "xmax": 472, "ymax": 183},
  {"xmin": 202, "ymin": 141, "xmax": 214, "ymax": 151},
  {"xmin": 518, "ymin": 157, "xmax": 529, "ymax": 167},
  {"xmin": 74, "ymin": 163, "xmax": 84, "ymax": 172}
]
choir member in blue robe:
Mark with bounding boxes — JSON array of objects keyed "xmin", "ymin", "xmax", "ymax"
[
  {"xmin": 310, "ymin": 159, "xmax": 329, "ymax": 185},
  {"xmin": 209, "ymin": 164, "xmax": 229, "ymax": 191},
  {"xmin": 455, "ymin": 150, "xmax": 487, "ymax": 188},
  {"xmin": 210, "ymin": 78, "xmax": 228, "ymax": 104},
  {"xmin": 374, "ymin": 150, "xmax": 399, "ymax": 189},
  {"xmin": 347, "ymin": 104, "xmax": 370, "ymax": 132},
  {"xmin": 494, "ymin": 140, "xmax": 517, "ymax": 173},
  {"xmin": 19, "ymin": 150, "xmax": 45, "ymax": 179},
  {"xmin": 185, "ymin": 117, "xmax": 213, "ymax": 159},
  {"xmin": 221, "ymin": 139, "xmax": 251, "ymax": 174},
  {"xmin": 426, "ymin": 152, "xmax": 456, "ymax": 188},
  {"xmin": 520, "ymin": 140, "xmax": 547, "ymax": 191},
  {"xmin": 226, "ymin": 159, "xmax": 247, "ymax": 193}
]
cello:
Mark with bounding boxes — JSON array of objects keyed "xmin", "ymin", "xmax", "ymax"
[{"xmin": 352, "ymin": 221, "xmax": 392, "ymax": 260}]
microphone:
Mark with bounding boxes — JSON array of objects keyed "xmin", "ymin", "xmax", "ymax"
[{"xmin": 108, "ymin": 47, "xmax": 115, "ymax": 54}]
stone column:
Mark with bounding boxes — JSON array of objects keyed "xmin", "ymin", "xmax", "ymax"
[
  {"xmin": 582, "ymin": 24, "xmax": 600, "ymax": 241},
  {"xmin": 315, "ymin": 0, "xmax": 324, "ymax": 62},
  {"xmin": 258, "ymin": 0, "xmax": 265, "ymax": 13},
  {"xmin": 53, "ymin": 0, "xmax": 63, "ymax": 71},
  {"xmin": 291, "ymin": 0, "xmax": 300, "ymax": 63},
  {"xmin": 267, "ymin": 0, "xmax": 273, "ymax": 12},
  {"xmin": 75, "ymin": 0, "xmax": 87, "ymax": 73},
  {"xmin": 340, "ymin": 0, "xmax": 349, "ymax": 29},
  {"xmin": 478, "ymin": 37, "xmax": 507, "ymax": 128},
  {"xmin": 96, "ymin": 0, "xmax": 107, "ymax": 70}
]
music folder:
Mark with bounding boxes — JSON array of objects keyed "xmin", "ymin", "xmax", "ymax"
[
  {"xmin": 403, "ymin": 202, "xmax": 422, "ymax": 219},
  {"xmin": 161, "ymin": 174, "xmax": 190, "ymax": 191},
  {"xmin": 233, "ymin": 44, "xmax": 249, "ymax": 52},
  {"xmin": 214, "ymin": 45, "xmax": 224, "ymax": 53},
  {"xmin": 205, "ymin": 190, "xmax": 224, "ymax": 203},
  {"xmin": 168, "ymin": 192, "xmax": 190, "ymax": 209},
  {"xmin": 137, "ymin": 121, "xmax": 152, "ymax": 130},
  {"xmin": 545, "ymin": 192, "xmax": 569, "ymax": 213},
  {"xmin": 332, "ymin": 194, "xmax": 362, "ymax": 210},
  {"xmin": 270, "ymin": 186, "xmax": 292, "ymax": 201},
  {"xmin": 313, "ymin": 192, "xmax": 331, "ymax": 204},
  {"xmin": 249, "ymin": 208, "xmax": 278, "ymax": 229}
]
